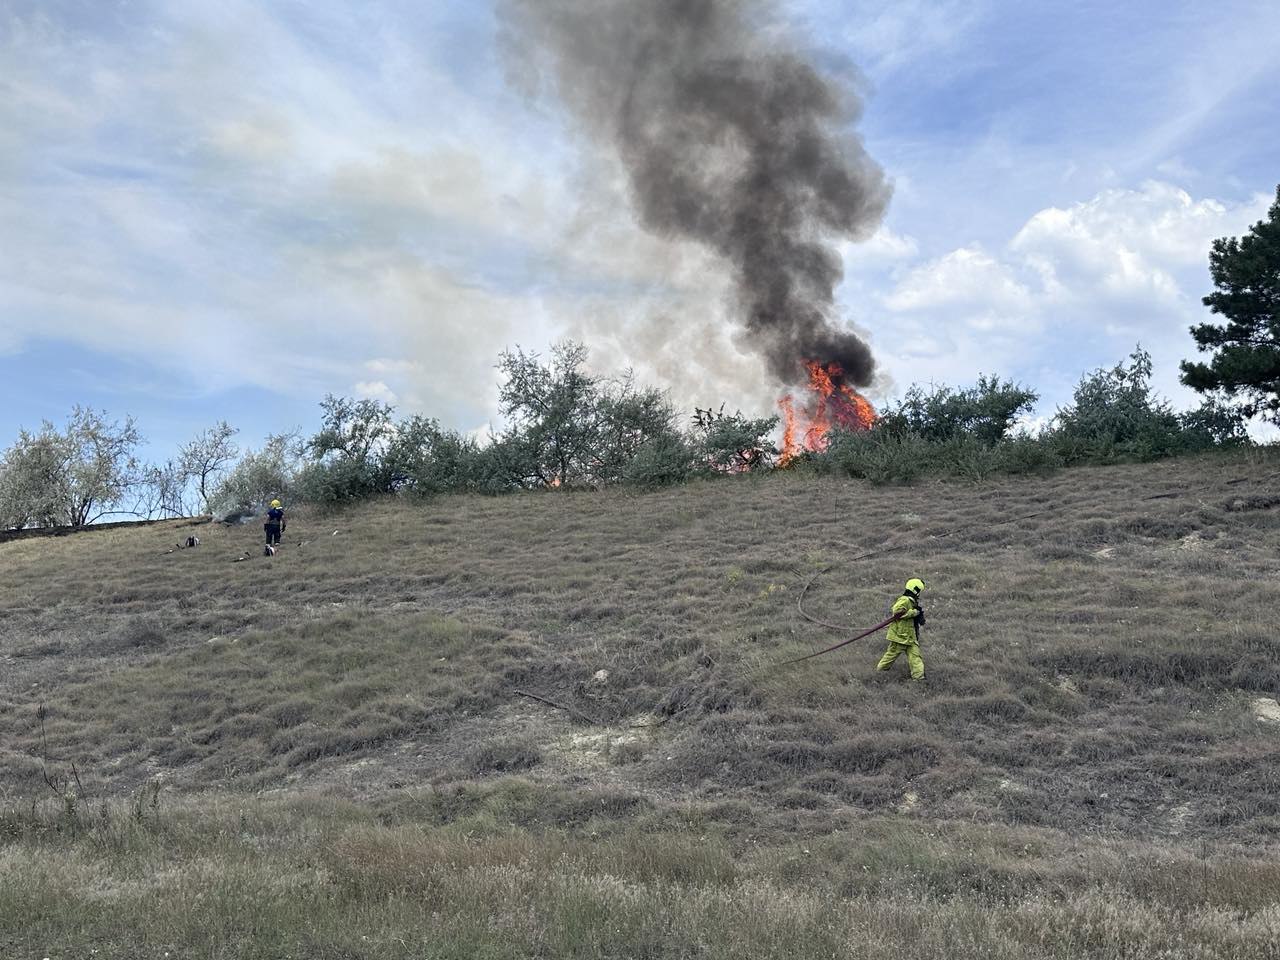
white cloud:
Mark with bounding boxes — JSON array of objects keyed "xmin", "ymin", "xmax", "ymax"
[
  {"xmin": 869, "ymin": 181, "xmax": 1272, "ymax": 413},
  {"xmin": 884, "ymin": 246, "xmax": 1033, "ymax": 315},
  {"xmin": 354, "ymin": 380, "xmax": 398, "ymax": 405},
  {"xmin": 1010, "ymin": 182, "xmax": 1264, "ymax": 305},
  {"xmin": 840, "ymin": 227, "xmax": 920, "ymax": 268},
  {"xmin": 467, "ymin": 422, "xmax": 497, "ymax": 446}
]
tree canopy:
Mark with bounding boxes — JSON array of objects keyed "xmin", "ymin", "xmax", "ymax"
[
  {"xmin": 1181, "ymin": 184, "xmax": 1280, "ymax": 424},
  {"xmin": 0, "ymin": 407, "xmax": 141, "ymax": 527}
]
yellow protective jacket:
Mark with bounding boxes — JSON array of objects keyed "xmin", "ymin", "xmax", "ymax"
[{"xmin": 886, "ymin": 594, "xmax": 922, "ymax": 645}]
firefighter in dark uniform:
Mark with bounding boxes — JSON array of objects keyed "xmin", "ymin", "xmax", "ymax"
[{"xmin": 265, "ymin": 499, "xmax": 286, "ymax": 547}]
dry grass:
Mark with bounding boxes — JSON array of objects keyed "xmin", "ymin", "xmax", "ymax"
[
  {"xmin": 2, "ymin": 447, "xmax": 1280, "ymax": 953},
  {"xmin": 5, "ymin": 791, "xmax": 1280, "ymax": 958}
]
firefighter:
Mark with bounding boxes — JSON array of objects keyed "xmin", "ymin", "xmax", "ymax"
[
  {"xmin": 264, "ymin": 498, "xmax": 286, "ymax": 547},
  {"xmin": 876, "ymin": 577, "xmax": 926, "ymax": 681}
]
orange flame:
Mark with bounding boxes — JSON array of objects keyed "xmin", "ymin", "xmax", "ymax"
[{"xmin": 779, "ymin": 360, "xmax": 876, "ymax": 465}]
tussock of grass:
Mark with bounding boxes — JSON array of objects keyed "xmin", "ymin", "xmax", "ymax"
[{"xmin": 470, "ymin": 735, "xmax": 544, "ymax": 774}]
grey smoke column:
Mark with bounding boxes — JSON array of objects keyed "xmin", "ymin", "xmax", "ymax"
[{"xmin": 503, "ymin": 0, "xmax": 890, "ymax": 387}]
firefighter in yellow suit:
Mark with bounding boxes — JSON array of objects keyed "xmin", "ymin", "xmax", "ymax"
[{"xmin": 876, "ymin": 578, "xmax": 926, "ymax": 681}]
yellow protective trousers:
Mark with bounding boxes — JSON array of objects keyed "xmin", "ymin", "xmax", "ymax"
[{"xmin": 876, "ymin": 640, "xmax": 924, "ymax": 681}]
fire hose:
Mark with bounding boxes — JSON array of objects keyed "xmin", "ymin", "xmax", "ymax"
[
  {"xmin": 771, "ymin": 612, "xmax": 904, "ymax": 668},
  {"xmin": 774, "ymin": 507, "xmax": 1047, "ymax": 669},
  {"xmin": 545, "ymin": 501, "xmax": 1086, "ymax": 717}
]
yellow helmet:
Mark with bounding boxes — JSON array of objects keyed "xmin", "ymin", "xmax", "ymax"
[
  {"xmin": 270, "ymin": 499, "xmax": 282, "ymax": 508},
  {"xmin": 905, "ymin": 578, "xmax": 925, "ymax": 594}
]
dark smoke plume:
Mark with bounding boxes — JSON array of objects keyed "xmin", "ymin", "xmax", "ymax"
[{"xmin": 502, "ymin": 0, "xmax": 890, "ymax": 388}]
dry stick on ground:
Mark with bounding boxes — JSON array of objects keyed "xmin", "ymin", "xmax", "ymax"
[
  {"xmin": 1222, "ymin": 470, "xmax": 1280, "ymax": 487},
  {"xmin": 36, "ymin": 702, "xmax": 87, "ymax": 801},
  {"xmin": 512, "ymin": 689, "xmax": 598, "ymax": 726},
  {"xmin": 1220, "ymin": 474, "xmax": 1278, "ymax": 486}
]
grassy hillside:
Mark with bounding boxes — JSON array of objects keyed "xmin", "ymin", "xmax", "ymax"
[{"xmin": 3, "ymin": 449, "xmax": 1280, "ymax": 957}]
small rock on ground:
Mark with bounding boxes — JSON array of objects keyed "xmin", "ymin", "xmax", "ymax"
[{"xmin": 1253, "ymin": 698, "xmax": 1280, "ymax": 724}]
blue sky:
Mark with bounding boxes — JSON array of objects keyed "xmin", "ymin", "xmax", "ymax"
[{"xmin": 2, "ymin": 0, "xmax": 1278, "ymax": 459}]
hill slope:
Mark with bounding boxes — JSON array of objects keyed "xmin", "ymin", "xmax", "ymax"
[{"xmin": 3, "ymin": 451, "xmax": 1280, "ymax": 957}]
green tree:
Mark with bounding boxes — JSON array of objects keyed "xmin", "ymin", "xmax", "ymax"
[
  {"xmin": 134, "ymin": 460, "xmax": 189, "ymax": 520},
  {"xmin": 622, "ymin": 433, "xmax": 695, "ymax": 487},
  {"xmin": 693, "ymin": 408, "xmax": 778, "ymax": 473},
  {"xmin": 1178, "ymin": 397, "xmax": 1250, "ymax": 448},
  {"xmin": 0, "ymin": 430, "xmax": 62, "ymax": 528},
  {"xmin": 0, "ymin": 407, "xmax": 142, "ymax": 527},
  {"xmin": 1053, "ymin": 347, "xmax": 1184, "ymax": 461},
  {"xmin": 876, "ymin": 376, "xmax": 1039, "ymax": 444},
  {"xmin": 298, "ymin": 396, "xmax": 398, "ymax": 502},
  {"xmin": 307, "ymin": 396, "xmax": 395, "ymax": 468},
  {"xmin": 386, "ymin": 416, "xmax": 502, "ymax": 495},
  {"xmin": 212, "ymin": 433, "xmax": 301, "ymax": 514},
  {"xmin": 1181, "ymin": 185, "xmax": 1280, "ymax": 424},
  {"xmin": 592, "ymin": 374, "xmax": 683, "ymax": 485},
  {"xmin": 496, "ymin": 341, "xmax": 602, "ymax": 488},
  {"xmin": 178, "ymin": 421, "xmax": 240, "ymax": 513},
  {"xmin": 0, "ymin": 457, "xmax": 25, "ymax": 529}
]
